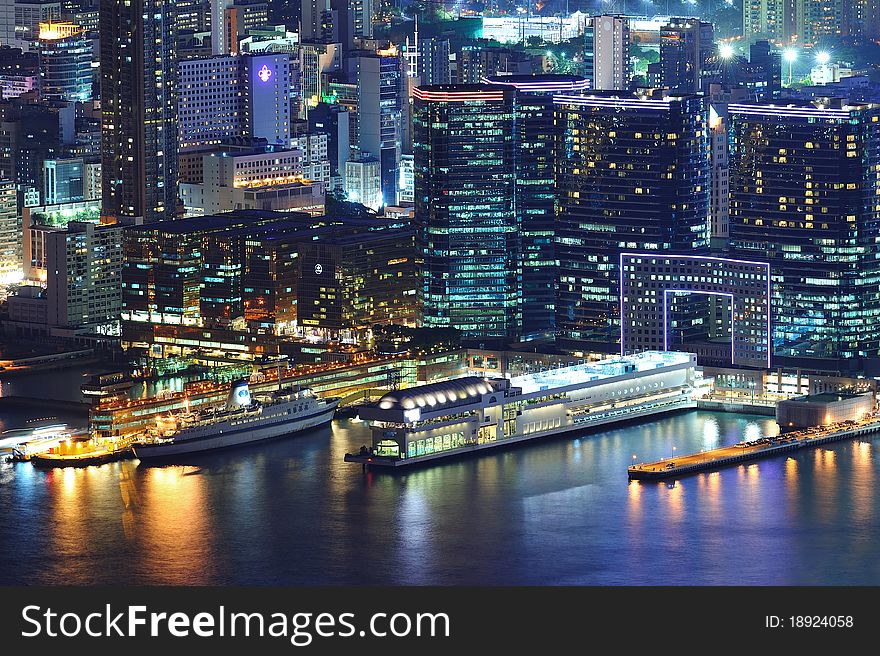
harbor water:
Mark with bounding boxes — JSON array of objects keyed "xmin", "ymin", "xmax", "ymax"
[{"xmin": 1, "ymin": 367, "xmax": 880, "ymax": 585}]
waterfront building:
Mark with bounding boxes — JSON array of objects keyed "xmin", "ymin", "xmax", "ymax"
[
  {"xmin": 296, "ymin": 219, "xmax": 419, "ymax": 341},
  {"xmin": 484, "ymin": 74, "xmax": 590, "ymax": 343},
  {"xmin": 554, "ymin": 91, "xmax": 710, "ymax": 354},
  {"xmin": 8, "ymin": 217, "xmax": 122, "ymax": 334},
  {"xmin": 121, "ymin": 210, "xmax": 419, "ymax": 362},
  {"xmin": 592, "ymin": 15, "xmax": 629, "ymax": 91},
  {"xmin": 37, "ymin": 21, "xmax": 92, "ymax": 102},
  {"xmin": 728, "ymin": 99, "xmax": 880, "ymax": 375},
  {"xmin": 348, "ymin": 351, "xmax": 707, "ymax": 467},
  {"xmin": 413, "ymin": 84, "xmax": 518, "ymax": 340},
  {"xmin": 620, "ymin": 253, "xmax": 771, "ymax": 369},
  {"xmin": 100, "ymin": 0, "xmax": 177, "ymax": 223},
  {"xmin": 178, "ymin": 52, "xmax": 292, "ymax": 151}
]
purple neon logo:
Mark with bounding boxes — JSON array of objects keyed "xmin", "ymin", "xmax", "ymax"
[{"xmin": 257, "ymin": 64, "xmax": 272, "ymax": 83}]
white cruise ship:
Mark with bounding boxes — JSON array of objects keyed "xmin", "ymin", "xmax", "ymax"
[
  {"xmin": 133, "ymin": 380, "xmax": 338, "ymax": 461},
  {"xmin": 345, "ymin": 351, "xmax": 709, "ymax": 468}
]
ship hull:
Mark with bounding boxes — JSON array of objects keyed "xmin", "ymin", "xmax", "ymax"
[{"xmin": 133, "ymin": 403, "xmax": 337, "ymax": 461}]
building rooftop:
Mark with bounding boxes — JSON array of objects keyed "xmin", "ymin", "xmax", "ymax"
[
  {"xmin": 510, "ymin": 351, "xmax": 694, "ymax": 394},
  {"xmin": 376, "ymin": 377, "xmax": 505, "ymax": 413},
  {"xmin": 789, "ymin": 392, "xmax": 867, "ymax": 403}
]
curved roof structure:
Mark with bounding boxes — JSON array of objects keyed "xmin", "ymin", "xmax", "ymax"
[{"xmin": 377, "ymin": 377, "xmax": 503, "ymax": 413}]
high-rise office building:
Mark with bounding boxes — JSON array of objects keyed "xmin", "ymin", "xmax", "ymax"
[
  {"xmin": 100, "ymin": 0, "xmax": 177, "ymax": 223},
  {"xmin": 592, "ymin": 15, "xmax": 629, "ymax": 91},
  {"xmin": 729, "ymin": 99, "xmax": 880, "ymax": 374},
  {"xmin": 413, "ymin": 84, "xmax": 518, "ymax": 340},
  {"xmin": 484, "ymin": 74, "xmax": 590, "ymax": 342},
  {"xmin": 660, "ymin": 18, "xmax": 713, "ymax": 94},
  {"xmin": 0, "ymin": 179, "xmax": 17, "ymax": 281},
  {"xmin": 457, "ymin": 46, "xmax": 535, "ymax": 84},
  {"xmin": 37, "ymin": 21, "xmax": 92, "ymax": 102},
  {"xmin": 346, "ymin": 46, "xmax": 402, "ymax": 206},
  {"xmin": 418, "ymin": 38, "xmax": 451, "ymax": 86},
  {"xmin": 554, "ymin": 91, "xmax": 710, "ymax": 353},
  {"xmin": 178, "ymin": 53, "xmax": 291, "ymax": 150},
  {"xmin": 301, "ymin": 0, "xmax": 329, "ymax": 42},
  {"xmin": 15, "ymin": 0, "xmax": 60, "ymax": 44}
]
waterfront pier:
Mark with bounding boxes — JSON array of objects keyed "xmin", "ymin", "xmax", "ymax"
[{"xmin": 628, "ymin": 418, "xmax": 880, "ymax": 480}]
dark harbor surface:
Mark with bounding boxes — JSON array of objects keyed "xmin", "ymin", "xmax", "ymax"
[{"xmin": 1, "ymin": 367, "xmax": 879, "ymax": 585}]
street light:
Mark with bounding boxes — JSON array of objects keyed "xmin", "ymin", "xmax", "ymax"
[
  {"xmin": 816, "ymin": 51, "xmax": 831, "ymax": 65},
  {"xmin": 718, "ymin": 43, "xmax": 735, "ymax": 60},
  {"xmin": 783, "ymin": 48, "xmax": 797, "ymax": 86}
]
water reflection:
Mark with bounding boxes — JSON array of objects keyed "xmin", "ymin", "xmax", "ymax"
[{"xmin": 2, "ymin": 410, "xmax": 880, "ymax": 585}]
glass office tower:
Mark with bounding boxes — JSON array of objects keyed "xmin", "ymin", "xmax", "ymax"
[
  {"xmin": 554, "ymin": 91, "xmax": 711, "ymax": 354},
  {"xmin": 484, "ymin": 74, "xmax": 589, "ymax": 342},
  {"xmin": 413, "ymin": 84, "xmax": 518, "ymax": 340},
  {"xmin": 729, "ymin": 99, "xmax": 880, "ymax": 374}
]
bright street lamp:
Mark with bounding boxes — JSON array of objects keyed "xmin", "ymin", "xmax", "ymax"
[
  {"xmin": 718, "ymin": 43, "xmax": 735, "ymax": 60},
  {"xmin": 816, "ymin": 51, "xmax": 831, "ymax": 65},
  {"xmin": 783, "ymin": 48, "xmax": 797, "ymax": 85}
]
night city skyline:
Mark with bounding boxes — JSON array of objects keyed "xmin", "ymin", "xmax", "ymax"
[{"xmin": 4, "ymin": 0, "xmax": 880, "ymax": 604}]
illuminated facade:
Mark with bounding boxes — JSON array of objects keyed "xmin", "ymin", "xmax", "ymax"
[
  {"xmin": 37, "ymin": 21, "xmax": 92, "ymax": 102},
  {"xmin": 554, "ymin": 91, "xmax": 710, "ymax": 354},
  {"xmin": 592, "ymin": 15, "xmax": 629, "ymax": 91},
  {"xmin": 121, "ymin": 211, "xmax": 419, "ymax": 359},
  {"xmin": 729, "ymin": 100, "xmax": 880, "ymax": 374},
  {"xmin": 413, "ymin": 84, "xmax": 519, "ymax": 340},
  {"xmin": 0, "ymin": 179, "xmax": 18, "ymax": 282},
  {"xmin": 350, "ymin": 351, "xmax": 707, "ymax": 467},
  {"xmin": 620, "ymin": 253, "xmax": 771, "ymax": 369},
  {"xmin": 484, "ymin": 74, "xmax": 591, "ymax": 342},
  {"xmin": 178, "ymin": 53, "xmax": 291, "ymax": 150},
  {"xmin": 100, "ymin": 0, "xmax": 178, "ymax": 223},
  {"xmin": 296, "ymin": 219, "xmax": 419, "ymax": 340}
]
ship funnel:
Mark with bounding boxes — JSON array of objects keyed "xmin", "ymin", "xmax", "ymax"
[{"xmin": 227, "ymin": 379, "xmax": 252, "ymax": 409}]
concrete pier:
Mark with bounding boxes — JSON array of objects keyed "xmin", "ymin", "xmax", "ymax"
[{"xmin": 628, "ymin": 418, "xmax": 880, "ymax": 480}]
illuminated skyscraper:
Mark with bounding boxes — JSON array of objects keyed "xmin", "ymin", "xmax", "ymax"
[
  {"xmin": 484, "ymin": 74, "xmax": 590, "ymax": 342},
  {"xmin": 413, "ymin": 84, "xmax": 518, "ymax": 340},
  {"xmin": 729, "ymin": 99, "xmax": 880, "ymax": 373},
  {"xmin": 554, "ymin": 91, "xmax": 710, "ymax": 353},
  {"xmin": 100, "ymin": 0, "xmax": 177, "ymax": 223},
  {"xmin": 37, "ymin": 21, "xmax": 92, "ymax": 102},
  {"xmin": 178, "ymin": 53, "xmax": 291, "ymax": 150}
]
